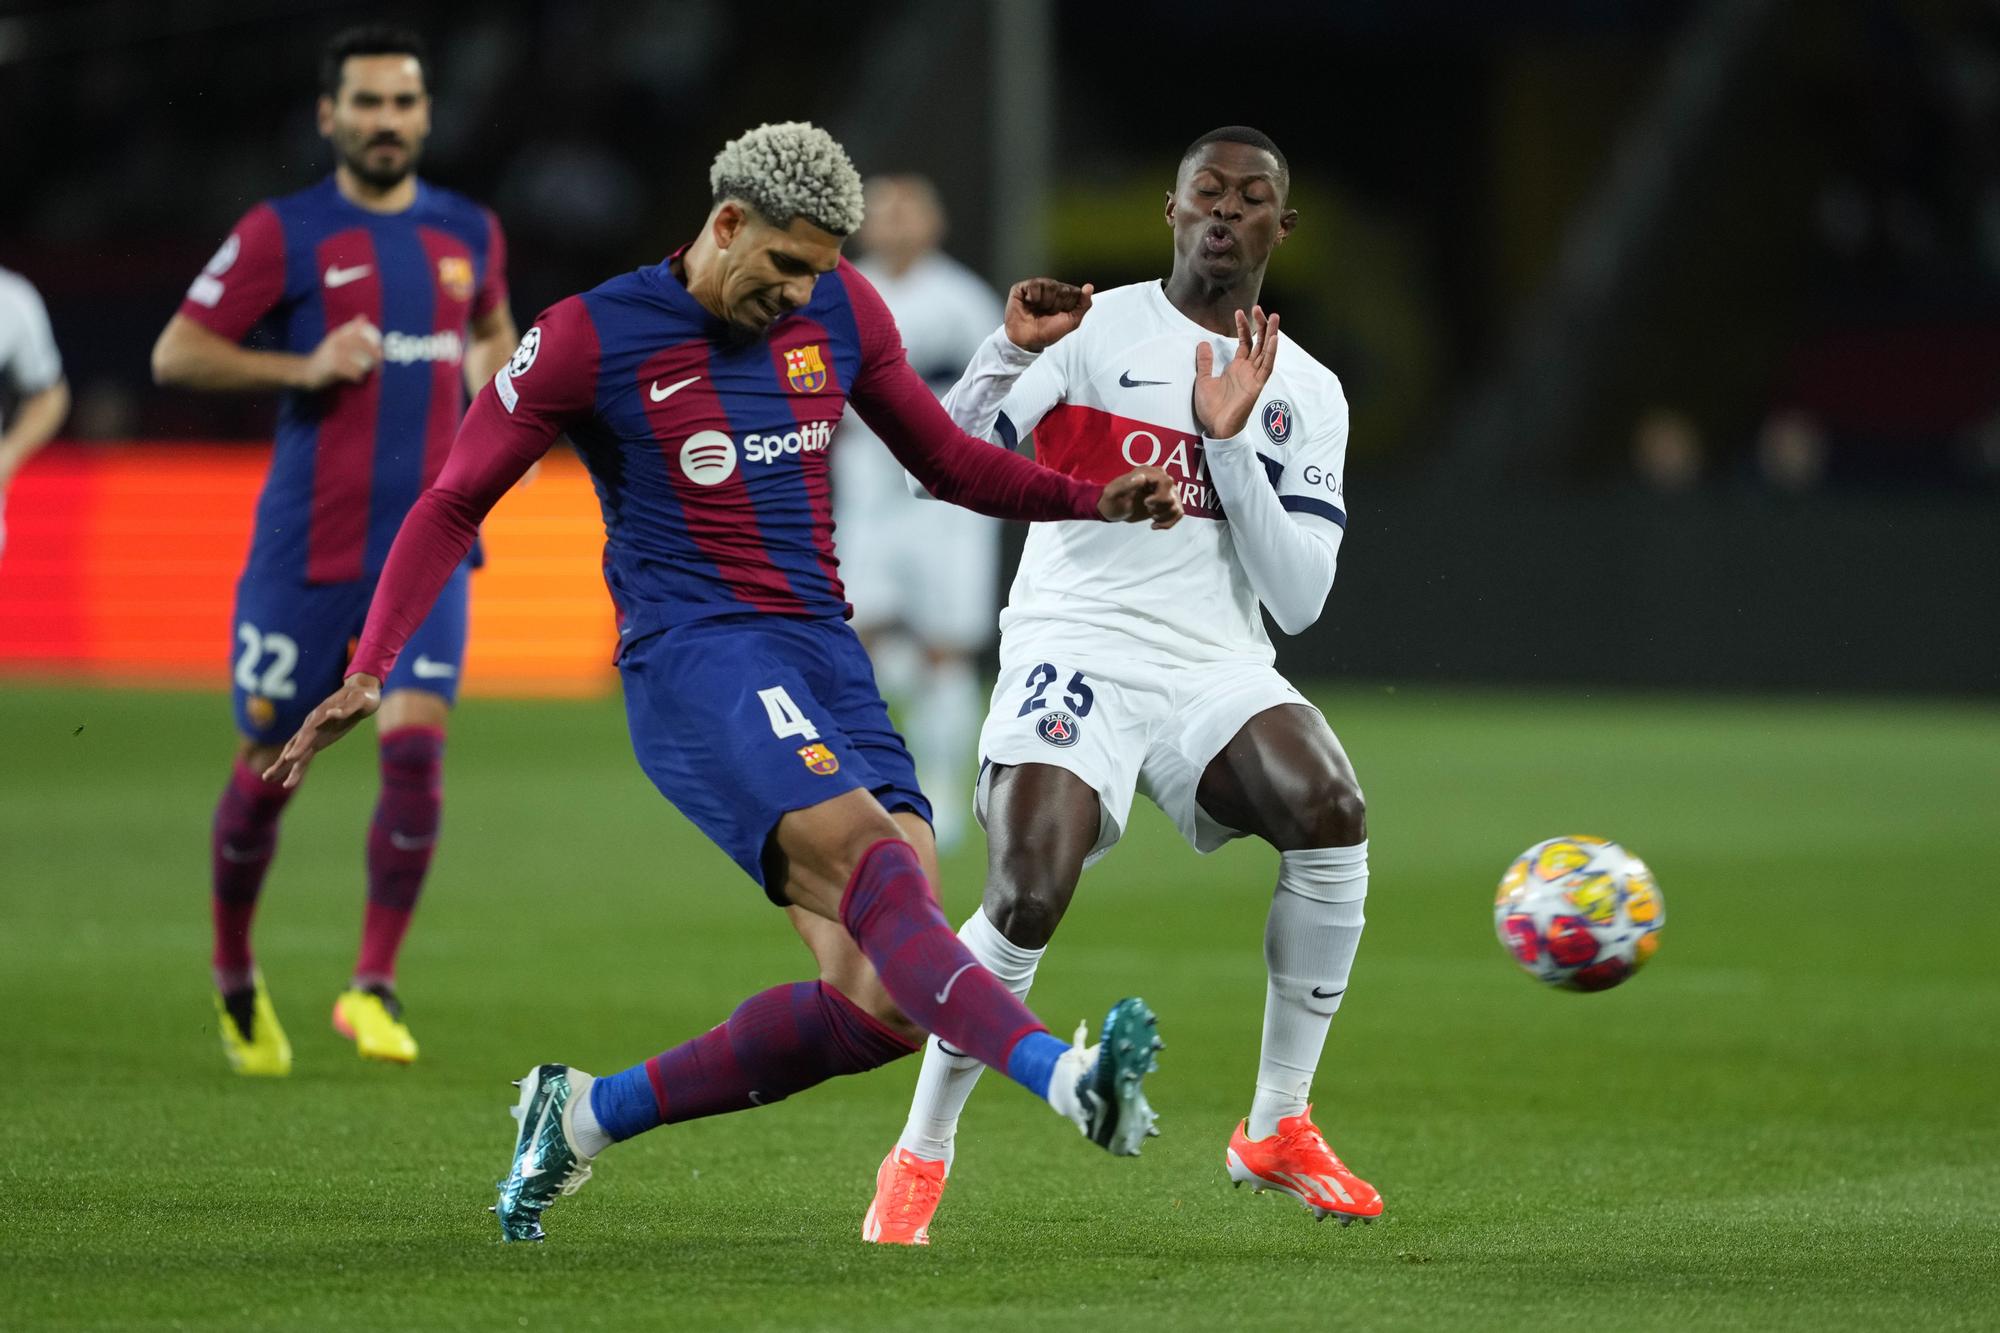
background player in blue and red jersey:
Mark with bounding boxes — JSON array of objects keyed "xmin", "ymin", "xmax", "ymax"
[
  {"xmin": 150, "ymin": 26, "xmax": 517, "ymax": 1076},
  {"xmin": 267, "ymin": 122, "xmax": 1180, "ymax": 1242}
]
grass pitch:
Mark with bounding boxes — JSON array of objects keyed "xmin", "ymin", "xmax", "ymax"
[{"xmin": 3, "ymin": 682, "xmax": 1996, "ymax": 1330}]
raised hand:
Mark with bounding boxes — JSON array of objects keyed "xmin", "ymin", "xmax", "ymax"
[
  {"xmin": 302, "ymin": 315, "xmax": 383, "ymax": 390},
  {"xmin": 1097, "ymin": 466, "xmax": 1184, "ymax": 529},
  {"xmin": 1004, "ymin": 279, "xmax": 1094, "ymax": 353},
  {"xmin": 1191, "ymin": 306, "xmax": 1280, "ymax": 440},
  {"xmin": 261, "ymin": 672, "xmax": 383, "ymax": 788}
]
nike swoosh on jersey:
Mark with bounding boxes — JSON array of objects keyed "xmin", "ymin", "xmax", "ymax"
[
  {"xmin": 934, "ymin": 961, "xmax": 978, "ymax": 1005},
  {"xmin": 1118, "ymin": 370, "xmax": 1169, "ymax": 388},
  {"xmin": 324, "ymin": 264, "xmax": 373, "ymax": 288},
  {"xmin": 412, "ymin": 655, "xmax": 457, "ymax": 680},
  {"xmin": 650, "ymin": 375, "xmax": 701, "ymax": 402}
]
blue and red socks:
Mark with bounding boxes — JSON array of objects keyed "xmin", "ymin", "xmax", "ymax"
[
  {"xmin": 837, "ymin": 838, "xmax": 1069, "ymax": 1098},
  {"xmin": 210, "ymin": 756, "xmax": 295, "ymax": 991},
  {"xmin": 353, "ymin": 726, "xmax": 444, "ymax": 987},
  {"xmin": 585, "ymin": 980, "xmax": 916, "ymax": 1144},
  {"xmin": 579, "ymin": 839, "xmax": 1074, "ymax": 1151}
]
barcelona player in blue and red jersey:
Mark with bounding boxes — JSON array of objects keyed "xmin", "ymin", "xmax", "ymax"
[
  {"xmin": 268, "ymin": 122, "xmax": 1180, "ymax": 1242},
  {"xmin": 152, "ymin": 27, "xmax": 517, "ymax": 1075}
]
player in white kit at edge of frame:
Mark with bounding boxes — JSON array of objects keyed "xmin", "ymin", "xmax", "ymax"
[
  {"xmin": 831, "ymin": 176, "xmax": 1004, "ymax": 853},
  {"xmin": 863, "ymin": 126, "xmax": 1382, "ymax": 1245}
]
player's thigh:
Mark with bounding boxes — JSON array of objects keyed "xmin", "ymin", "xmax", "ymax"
[
  {"xmin": 1141, "ymin": 658, "xmax": 1363, "ymax": 852},
  {"xmin": 1194, "ymin": 702, "xmax": 1365, "ymax": 851},
  {"xmin": 618, "ymin": 620, "xmax": 892, "ymax": 906},
  {"xmin": 977, "ymin": 651, "xmax": 1153, "ymax": 870},
  {"xmin": 379, "ymin": 559, "xmax": 471, "ymax": 709},
  {"xmin": 228, "ymin": 567, "xmax": 368, "ymax": 747},
  {"xmin": 979, "ymin": 761, "xmax": 1102, "ymax": 945}
]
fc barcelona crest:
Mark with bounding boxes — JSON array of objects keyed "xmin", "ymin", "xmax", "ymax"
[
  {"xmin": 784, "ymin": 344, "xmax": 829, "ymax": 393},
  {"xmin": 437, "ymin": 256, "xmax": 475, "ymax": 303},
  {"xmin": 797, "ymin": 742, "xmax": 841, "ymax": 775}
]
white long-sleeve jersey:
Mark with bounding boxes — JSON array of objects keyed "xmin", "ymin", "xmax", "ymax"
[{"xmin": 939, "ymin": 280, "xmax": 1349, "ymax": 666}]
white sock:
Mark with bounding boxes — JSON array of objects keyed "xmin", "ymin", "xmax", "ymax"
[
  {"xmin": 561, "ymin": 1070, "xmax": 610, "ymax": 1158},
  {"xmin": 911, "ymin": 659, "xmax": 982, "ymax": 853},
  {"xmin": 896, "ymin": 907, "xmax": 1045, "ymax": 1166},
  {"xmin": 1046, "ymin": 1035, "xmax": 1094, "ymax": 1135},
  {"xmin": 1248, "ymin": 842, "xmax": 1368, "ymax": 1140}
]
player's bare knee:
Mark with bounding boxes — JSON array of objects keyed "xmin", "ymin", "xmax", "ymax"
[
  {"xmin": 236, "ymin": 739, "xmax": 284, "ymax": 776},
  {"xmin": 981, "ymin": 870, "xmax": 1074, "ymax": 950},
  {"xmin": 834, "ymin": 813, "xmax": 912, "ymax": 880},
  {"xmin": 1284, "ymin": 774, "xmax": 1366, "ymax": 849}
]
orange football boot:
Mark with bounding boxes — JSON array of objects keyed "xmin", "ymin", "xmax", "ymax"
[
  {"xmin": 1225, "ymin": 1106, "xmax": 1383, "ymax": 1225},
  {"xmin": 861, "ymin": 1148, "xmax": 948, "ymax": 1246}
]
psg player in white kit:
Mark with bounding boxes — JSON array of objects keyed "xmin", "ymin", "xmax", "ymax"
[{"xmin": 864, "ymin": 127, "xmax": 1379, "ymax": 1244}]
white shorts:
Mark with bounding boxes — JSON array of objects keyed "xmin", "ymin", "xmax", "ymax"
[
  {"xmin": 974, "ymin": 644, "xmax": 1315, "ymax": 867},
  {"xmin": 833, "ymin": 438, "xmax": 999, "ymax": 650}
]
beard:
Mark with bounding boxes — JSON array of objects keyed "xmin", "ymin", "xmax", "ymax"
[{"xmin": 340, "ymin": 134, "xmax": 420, "ymax": 191}]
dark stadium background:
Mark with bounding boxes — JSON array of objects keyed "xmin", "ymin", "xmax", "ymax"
[{"xmin": 1, "ymin": 0, "xmax": 1994, "ymax": 692}]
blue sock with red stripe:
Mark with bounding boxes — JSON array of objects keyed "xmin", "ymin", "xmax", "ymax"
[
  {"xmin": 838, "ymin": 838, "xmax": 1059, "ymax": 1096},
  {"xmin": 587, "ymin": 979, "xmax": 915, "ymax": 1142}
]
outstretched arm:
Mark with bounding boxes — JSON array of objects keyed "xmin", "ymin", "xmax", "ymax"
[
  {"xmin": 262, "ymin": 382, "xmax": 552, "ymax": 785},
  {"xmin": 265, "ymin": 304, "xmax": 599, "ymax": 785},
  {"xmin": 857, "ymin": 350, "xmax": 1178, "ymax": 527},
  {"xmin": 839, "ymin": 265, "xmax": 1175, "ymax": 526}
]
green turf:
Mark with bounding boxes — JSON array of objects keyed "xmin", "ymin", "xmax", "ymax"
[{"xmin": 3, "ymin": 682, "xmax": 1997, "ymax": 1330}]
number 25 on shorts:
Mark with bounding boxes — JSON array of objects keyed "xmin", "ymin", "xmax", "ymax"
[{"xmin": 1016, "ymin": 663, "xmax": 1094, "ymax": 718}]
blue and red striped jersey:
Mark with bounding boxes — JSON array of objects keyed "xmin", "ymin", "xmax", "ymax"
[
  {"xmin": 348, "ymin": 256, "xmax": 1103, "ymax": 682},
  {"xmin": 178, "ymin": 175, "xmax": 507, "ymax": 584}
]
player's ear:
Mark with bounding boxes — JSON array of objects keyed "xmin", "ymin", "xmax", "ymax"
[
  {"xmin": 1276, "ymin": 207, "xmax": 1299, "ymax": 245},
  {"xmin": 316, "ymin": 94, "xmax": 335, "ymax": 138},
  {"xmin": 712, "ymin": 202, "xmax": 746, "ymax": 251},
  {"xmin": 1164, "ymin": 191, "xmax": 1177, "ymax": 228}
]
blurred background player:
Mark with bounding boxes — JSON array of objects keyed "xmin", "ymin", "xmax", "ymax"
[
  {"xmin": 867, "ymin": 128, "xmax": 1380, "ymax": 1244},
  {"xmin": 149, "ymin": 25, "xmax": 516, "ymax": 1075},
  {"xmin": 831, "ymin": 176, "xmax": 1003, "ymax": 851},
  {"xmin": 263, "ymin": 121, "xmax": 1178, "ymax": 1243},
  {"xmin": 0, "ymin": 266, "xmax": 70, "ymax": 563}
]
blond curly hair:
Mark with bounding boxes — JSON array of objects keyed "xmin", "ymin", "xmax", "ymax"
[{"xmin": 709, "ymin": 121, "xmax": 866, "ymax": 236}]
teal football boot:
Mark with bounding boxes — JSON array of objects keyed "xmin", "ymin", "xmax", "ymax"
[
  {"xmin": 1074, "ymin": 997, "xmax": 1164, "ymax": 1156},
  {"xmin": 492, "ymin": 1064, "xmax": 596, "ymax": 1242}
]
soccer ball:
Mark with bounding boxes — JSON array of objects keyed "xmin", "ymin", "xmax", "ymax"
[{"xmin": 1493, "ymin": 836, "xmax": 1664, "ymax": 992}]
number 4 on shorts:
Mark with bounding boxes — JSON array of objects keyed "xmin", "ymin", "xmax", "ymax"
[{"xmin": 758, "ymin": 685, "xmax": 821, "ymax": 741}]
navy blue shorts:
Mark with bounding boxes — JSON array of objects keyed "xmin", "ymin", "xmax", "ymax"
[
  {"xmin": 230, "ymin": 558, "xmax": 472, "ymax": 744},
  {"xmin": 619, "ymin": 614, "xmax": 931, "ymax": 901}
]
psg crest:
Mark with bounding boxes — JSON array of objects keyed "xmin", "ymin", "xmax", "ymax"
[
  {"xmin": 784, "ymin": 344, "xmax": 829, "ymax": 393},
  {"xmin": 1262, "ymin": 399, "xmax": 1294, "ymax": 444},
  {"xmin": 1036, "ymin": 710, "xmax": 1080, "ymax": 748}
]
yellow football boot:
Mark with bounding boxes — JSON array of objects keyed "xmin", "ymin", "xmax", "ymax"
[
  {"xmin": 215, "ymin": 974, "xmax": 292, "ymax": 1077},
  {"xmin": 332, "ymin": 986, "xmax": 419, "ymax": 1064}
]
